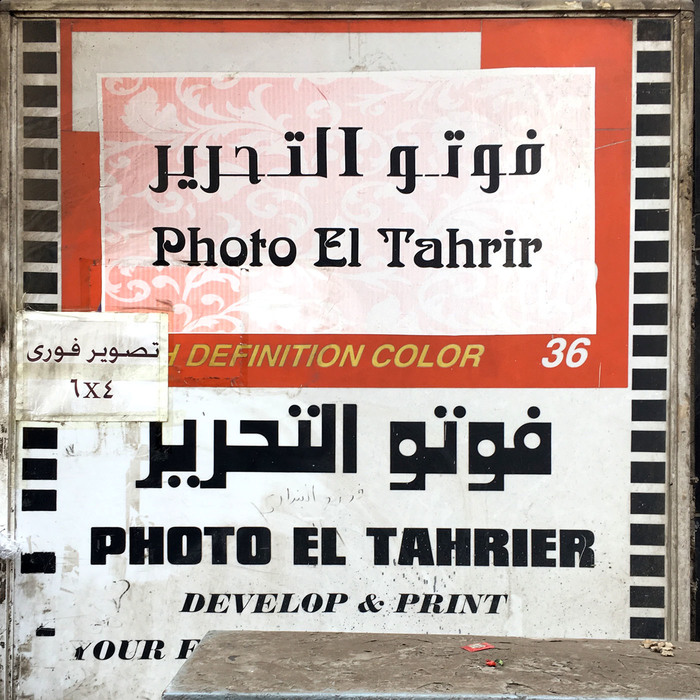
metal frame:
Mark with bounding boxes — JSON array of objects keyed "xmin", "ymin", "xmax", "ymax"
[
  {"xmin": 667, "ymin": 8, "xmax": 694, "ymax": 641},
  {"xmin": 0, "ymin": 2, "xmax": 694, "ymax": 696},
  {"xmin": 0, "ymin": 0, "xmax": 694, "ymax": 12},
  {"xmin": 0, "ymin": 10, "xmax": 17, "ymax": 700}
]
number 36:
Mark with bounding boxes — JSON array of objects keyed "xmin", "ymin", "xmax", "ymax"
[{"xmin": 541, "ymin": 337, "xmax": 590, "ymax": 368}]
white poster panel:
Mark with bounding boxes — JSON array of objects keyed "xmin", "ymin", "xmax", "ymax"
[
  {"xmin": 99, "ymin": 70, "xmax": 595, "ymax": 335},
  {"xmin": 16, "ymin": 312, "xmax": 168, "ymax": 421},
  {"xmin": 14, "ymin": 387, "xmax": 630, "ymax": 698}
]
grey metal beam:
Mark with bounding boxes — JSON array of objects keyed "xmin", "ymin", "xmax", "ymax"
[{"xmin": 0, "ymin": 0, "xmax": 694, "ymax": 16}]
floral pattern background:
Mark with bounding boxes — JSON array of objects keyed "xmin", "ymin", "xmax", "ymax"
[{"xmin": 100, "ymin": 70, "xmax": 596, "ymax": 334}]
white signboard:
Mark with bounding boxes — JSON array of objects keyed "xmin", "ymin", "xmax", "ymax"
[
  {"xmin": 9, "ymin": 14, "xmax": 682, "ymax": 700},
  {"xmin": 14, "ymin": 386, "xmax": 631, "ymax": 698},
  {"xmin": 17, "ymin": 312, "xmax": 168, "ymax": 421}
]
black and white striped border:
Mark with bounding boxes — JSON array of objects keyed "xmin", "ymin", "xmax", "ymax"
[
  {"xmin": 19, "ymin": 20, "xmax": 61, "ymax": 643},
  {"xmin": 19, "ymin": 18, "xmax": 61, "ymax": 639},
  {"xmin": 19, "ymin": 425, "xmax": 58, "ymax": 638},
  {"xmin": 21, "ymin": 20, "xmax": 60, "ymax": 312},
  {"xmin": 20, "ymin": 426, "xmax": 58, "ymax": 515},
  {"xmin": 629, "ymin": 18, "xmax": 671, "ymax": 640}
]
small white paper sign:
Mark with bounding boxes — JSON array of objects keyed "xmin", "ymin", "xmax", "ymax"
[{"xmin": 17, "ymin": 312, "xmax": 168, "ymax": 421}]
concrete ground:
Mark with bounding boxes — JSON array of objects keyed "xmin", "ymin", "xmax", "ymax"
[{"xmin": 163, "ymin": 631, "xmax": 700, "ymax": 699}]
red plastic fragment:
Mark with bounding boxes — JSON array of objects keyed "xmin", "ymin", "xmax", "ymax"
[{"xmin": 462, "ymin": 642, "xmax": 495, "ymax": 652}]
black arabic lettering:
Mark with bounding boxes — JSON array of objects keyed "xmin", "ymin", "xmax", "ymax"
[
  {"xmin": 468, "ymin": 406, "xmax": 551, "ymax": 491},
  {"xmin": 199, "ymin": 403, "xmax": 338, "ymax": 489},
  {"xmin": 146, "ymin": 128, "xmax": 541, "ymax": 195},
  {"xmin": 389, "ymin": 405, "xmax": 461, "ymax": 490},
  {"xmin": 26, "ymin": 344, "xmax": 44, "ymax": 362},
  {"xmin": 137, "ymin": 420, "xmax": 199, "ymax": 489},
  {"xmin": 138, "ymin": 404, "xmax": 358, "ymax": 490}
]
